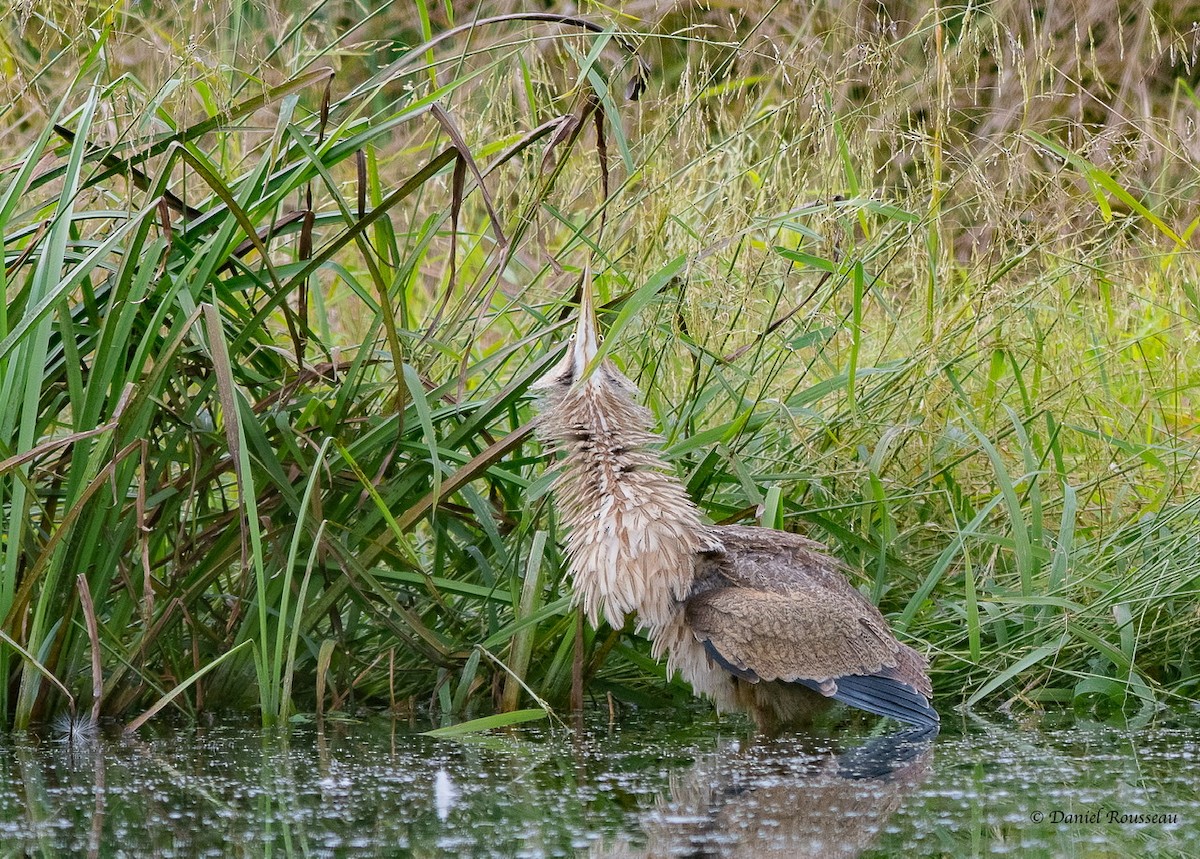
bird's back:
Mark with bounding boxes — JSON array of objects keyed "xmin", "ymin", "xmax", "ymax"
[
  {"xmin": 692, "ymin": 525, "xmax": 859, "ymax": 599},
  {"xmin": 683, "ymin": 524, "xmax": 936, "ymax": 730}
]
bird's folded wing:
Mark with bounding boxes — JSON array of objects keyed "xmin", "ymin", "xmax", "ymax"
[
  {"xmin": 685, "ymin": 586, "xmax": 899, "ymax": 683},
  {"xmin": 686, "ymin": 586, "xmax": 938, "ymax": 726}
]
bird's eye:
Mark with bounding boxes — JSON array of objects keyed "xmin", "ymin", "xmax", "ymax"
[{"xmin": 568, "ymin": 333, "xmax": 576, "ymax": 341}]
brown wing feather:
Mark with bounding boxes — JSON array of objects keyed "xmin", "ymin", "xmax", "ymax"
[
  {"xmin": 690, "ymin": 524, "xmax": 933, "ymax": 699},
  {"xmin": 699, "ymin": 525, "xmax": 860, "ymax": 594},
  {"xmin": 685, "ymin": 587, "xmax": 900, "ymax": 684}
]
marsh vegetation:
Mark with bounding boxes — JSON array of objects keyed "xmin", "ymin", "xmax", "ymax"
[{"xmin": 0, "ymin": 0, "xmax": 1198, "ymax": 732}]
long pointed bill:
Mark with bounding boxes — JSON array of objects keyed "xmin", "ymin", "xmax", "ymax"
[
  {"xmin": 532, "ymin": 264, "xmax": 599, "ymax": 391},
  {"xmin": 568, "ymin": 263, "xmax": 599, "ymax": 379}
]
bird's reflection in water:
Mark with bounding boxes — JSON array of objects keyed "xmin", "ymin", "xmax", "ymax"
[{"xmin": 595, "ymin": 726, "xmax": 933, "ymax": 858}]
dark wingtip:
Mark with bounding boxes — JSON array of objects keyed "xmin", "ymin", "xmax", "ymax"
[
  {"xmin": 701, "ymin": 639, "xmax": 760, "ymax": 682},
  {"xmin": 796, "ymin": 674, "xmax": 940, "ymax": 729}
]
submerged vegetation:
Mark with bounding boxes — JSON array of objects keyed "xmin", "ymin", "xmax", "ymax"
[{"xmin": 0, "ymin": 0, "xmax": 1198, "ymax": 731}]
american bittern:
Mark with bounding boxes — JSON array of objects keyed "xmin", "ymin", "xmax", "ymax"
[{"xmin": 533, "ymin": 273, "xmax": 937, "ymax": 732}]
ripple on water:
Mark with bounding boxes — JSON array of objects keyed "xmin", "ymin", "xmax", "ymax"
[{"xmin": 0, "ymin": 713, "xmax": 1196, "ymax": 856}]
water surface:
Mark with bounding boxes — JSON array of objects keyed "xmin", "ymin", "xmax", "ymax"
[{"xmin": 1, "ymin": 709, "xmax": 1196, "ymax": 857}]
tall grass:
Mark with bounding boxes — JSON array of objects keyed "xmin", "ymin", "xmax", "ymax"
[{"xmin": 0, "ymin": 1, "xmax": 1198, "ymax": 731}]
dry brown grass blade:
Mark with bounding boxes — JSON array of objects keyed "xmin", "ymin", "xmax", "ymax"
[
  {"xmin": 0, "ymin": 420, "xmax": 117, "ymax": 476},
  {"xmin": 485, "ymin": 116, "xmax": 572, "ymax": 180},
  {"xmin": 76, "ymin": 575, "xmax": 103, "ymax": 724},
  {"xmin": 201, "ymin": 303, "xmax": 258, "ymax": 583},
  {"xmin": 593, "ymin": 100, "xmax": 609, "ymax": 241},
  {"xmin": 294, "ymin": 74, "xmax": 334, "ymax": 364},
  {"xmin": 540, "ymin": 96, "xmax": 597, "ymax": 176},
  {"xmin": 2, "ymin": 442, "xmax": 141, "ymax": 633},
  {"xmin": 156, "ymin": 198, "xmax": 172, "ymax": 248},
  {"xmin": 420, "ymin": 155, "xmax": 469, "ymax": 348},
  {"xmin": 357, "ymin": 421, "xmax": 536, "ymax": 571},
  {"xmin": 202, "ymin": 304, "xmax": 243, "ymax": 492},
  {"xmin": 355, "ymin": 149, "xmax": 367, "ymax": 219},
  {"xmin": 320, "ymin": 538, "xmax": 455, "ymax": 668},
  {"xmin": 226, "ymin": 210, "xmax": 307, "ymax": 270},
  {"xmin": 33, "ymin": 68, "xmax": 335, "ymax": 211},
  {"xmin": 348, "ymin": 13, "xmax": 649, "ymax": 103},
  {"xmin": 50, "ymin": 124, "xmax": 202, "ymax": 219},
  {"xmin": 397, "ymin": 420, "xmax": 536, "ymax": 533},
  {"xmin": 0, "ymin": 630, "xmax": 76, "ymax": 718},
  {"xmin": 299, "ymin": 206, "xmax": 315, "ymax": 349},
  {"xmin": 315, "ymin": 639, "xmax": 335, "ymax": 720},
  {"xmin": 123, "ymin": 639, "xmax": 253, "ymax": 733},
  {"xmin": 430, "ymin": 101, "xmax": 508, "ymax": 248},
  {"xmin": 3, "ymin": 219, "xmax": 49, "ymax": 277}
]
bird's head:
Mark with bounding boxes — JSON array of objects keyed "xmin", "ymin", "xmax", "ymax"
[{"xmin": 530, "ymin": 268, "xmax": 638, "ymax": 404}]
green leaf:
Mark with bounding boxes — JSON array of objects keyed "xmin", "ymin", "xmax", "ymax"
[
  {"xmin": 423, "ymin": 708, "xmax": 549, "ymax": 737},
  {"xmin": 591, "ymin": 255, "xmax": 686, "ymax": 368}
]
